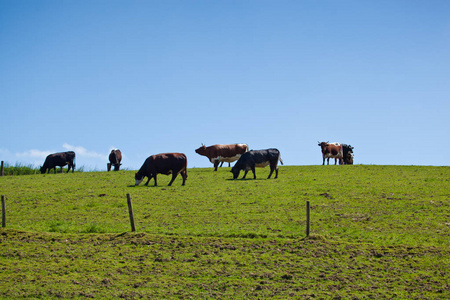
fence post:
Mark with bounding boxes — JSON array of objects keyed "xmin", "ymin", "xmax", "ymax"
[
  {"xmin": 126, "ymin": 193, "xmax": 136, "ymax": 232},
  {"xmin": 1, "ymin": 161, "xmax": 4, "ymax": 176},
  {"xmin": 306, "ymin": 201, "xmax": 310, "ymax": 237},
  {"xmin": 1, "ymin": 195, "xmax": 5, "ymax": 227}
]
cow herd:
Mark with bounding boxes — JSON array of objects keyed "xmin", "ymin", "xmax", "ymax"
[
  {"xmin": 39, "ymin": 142, "xmax": 354, "ymax": 186},
  {"xmin": 317, "ymin": 142, "xmax": 354, "ymax": 165}
]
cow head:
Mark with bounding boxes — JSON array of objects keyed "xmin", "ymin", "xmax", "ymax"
[
  {"xmin": 135, "ymin": 173, "xmax": 144, "ymax": 186},
  {"xmin": 230, "ymin": 166, "xmax": 240, "ymax": 179},
  {"xmin": 318, "ymin": 142, "xmax": 328, "ymax": 149},
  {"xmin": 195, "ymin": 145, "xmax": 207, "ymax": 155},
  {"xmin": 342, "ymin": 144, "xmax": 354, "ymax": 153}
]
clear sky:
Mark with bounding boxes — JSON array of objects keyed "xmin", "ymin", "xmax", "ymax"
[{"xmin": 1, "ymin": 1, "xmax": 449, "ymax": 170}]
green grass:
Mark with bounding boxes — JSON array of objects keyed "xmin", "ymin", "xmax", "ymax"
[
  {"xmin": 1, "ymin": 165, "xmax": 449, "ymax": 298},
  {"xmin": 0, "ymin": 161, "xmax": 91, "ymax": 175},
  {"xmin": 1, "ymin": 162, "xmax": 39, "ymax": 175}
]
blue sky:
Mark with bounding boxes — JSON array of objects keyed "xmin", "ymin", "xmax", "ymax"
[{"xmin": 1, "ymin": 0, "xmax": 449, "ymax": 170}]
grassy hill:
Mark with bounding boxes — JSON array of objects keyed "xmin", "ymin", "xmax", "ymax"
[{"xmin": 1, "ymin": 165, "xmax": 449, "ymax": 298}]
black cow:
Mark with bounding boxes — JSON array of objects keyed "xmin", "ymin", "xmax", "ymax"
[
  {"xmin": 135, "ymin": 153, "xmax": 187, "ymax": 186},
  {"xmin": 108, "ymin": 149, "xmax": 122, "ymax": 171},
  {"xmin": 40, "ymin": 151, "xmax": 76, "ymax": 174},
  {"xmin": 231, "ymin": 148, "xmax": 283, "ymax": 180}
]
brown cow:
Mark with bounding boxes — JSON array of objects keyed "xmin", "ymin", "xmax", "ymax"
[
  {"xmin": 318, "ymin": 142, "xmax": 343, "ymax": 165},
  {"xmin": 108, "ymin": 149, "xmax": 122, "ymax": 171},
  {"xmin": 195, "ymin": 143, "xmax": 248, "ymax": 171},
  {"xmin": 135, "ymin": 153, "xmax": 187, "ymax": 186}
]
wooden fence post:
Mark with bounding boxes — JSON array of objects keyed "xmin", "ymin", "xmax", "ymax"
[
  {"xmin": 1, "ymin": 161, "xmax": 4, "ymax": 176},
  {"xmin": 126, "ymin": 193, "xmax": 136, "ymax": 232},
  {"xmin": 1, "ymin": 195, "xmax": 5, "ymax": 228},
  {"xmin": 306, "ymin": 201, "xmax": 310, "ymax": 237}
]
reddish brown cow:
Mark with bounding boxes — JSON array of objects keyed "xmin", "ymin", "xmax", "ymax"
[
  {"xmin": 318, "ymin": 142, "xmax": 343, "ymax": 165},
  {"xmin": 195, "ymin": 143, "xmax": 248, "ymax": 171},
  {"xmin": 108, "ymin": 149, "xmax": 122, "ymax": 171},
  {"xmin": 135, "ymin": 153, "xmax": 187, "ymax": 186}
]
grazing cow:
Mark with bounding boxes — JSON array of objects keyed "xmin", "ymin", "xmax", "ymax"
[
  {"xmin": 195, "ymin": 143, "xmax": 248, "ymax": 171},
  {"xmin": 108, "ymin": 149, "xmax": 122, "ymax": 171},
  {"xmin": 318, "ymin": 142, "xmax": 344, "ymax": 165},
  {"xmin": 231, "ymin": 148, "xmax": 283, "ymax": 180},
  {"xmin": 135, "ymin": 153, "xmax": 187, "ymax": 186},
  {"xmin": 40, "ymin": 151, "xmax": 76, "ymax": 174}
]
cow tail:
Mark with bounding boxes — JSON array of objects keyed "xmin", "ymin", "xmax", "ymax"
[{"xmin": 279, "ymin": 154, "xmax": 284, "ymax": 165}]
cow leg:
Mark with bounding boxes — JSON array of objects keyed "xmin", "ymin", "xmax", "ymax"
[
  {"xmin": 168, "ymin": 173, "xmax": 178, "ymax": 186},
  {"xmin": 251, "ymin": 167, "xmax": 256, "ymax": 179},
  {"xmin": 268, "ymin": 163, "xmax": 278, "ymax": 179},
  {"xmin": 268, "ymin": 167, "xmax": 274, "ymax": 179},
  {"xmin": 144, "ymin": 175, "xmax": 152, "ymax": 186},
  {"xmin": 322, "ymin": 157, "xmax": 325, "ymax": 165},
  {"xmin": 180, "ymin": 170, "xmax": 187, "ymax": 186},
  {"xmin": 327, "ymin": 158, "xmax": 330, "ymax": 165},
  {"xmin": 219, "ymin": 161, "xmax": 224, "ymax": 168},
  {"xmin": 242, "ymin": 170, "xmax": 249, "ymax": 179},
  {"xmin": 334, "ymin": 158, "xmax": 337, "ymax": 165},
  {"xmin": 214, "ymin": 161, "xmax": 220, "ymax": 171}
]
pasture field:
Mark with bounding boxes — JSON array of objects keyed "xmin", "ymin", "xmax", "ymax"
[{"xmin": 0, "ymin": 165, "xmax": 449, "ymax": 298}]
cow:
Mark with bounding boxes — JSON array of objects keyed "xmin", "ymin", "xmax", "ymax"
[
  {"xmin": 230, "ymin": 148, "xmax": 283, "ymax": 180},
  {"xmin": 318, "ymin": 142, "xmax": 344, "ymax": 165},
  {"xmin": 342, "ymin": 144, "xmax": 354, "ymax": 165},
  {"xmin": 135, "ymin": 153, "xmax": 187, "ymax": 186},
  {"xmin": 40, "ymin": 151, "xmax": 76, "ymax": 174},
  {"xmin": 108, "ymin": 149, "xmax": 122, "ymax": 171},
  {"xmin": 344, "ymin": 151, "xmax": 354, "ymax": 165},
  {"xmin": 195, "ymin": 143, "xmax": 248, "ymax": 171}
]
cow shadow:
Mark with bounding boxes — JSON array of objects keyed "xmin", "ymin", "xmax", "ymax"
[
  {"xmin": 226, "ymin": 178, "xmax": 267, "ymax": 181},
  {"xmin": 128, "ymin": 184, "xmax": 178, "ymax": 188}
]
